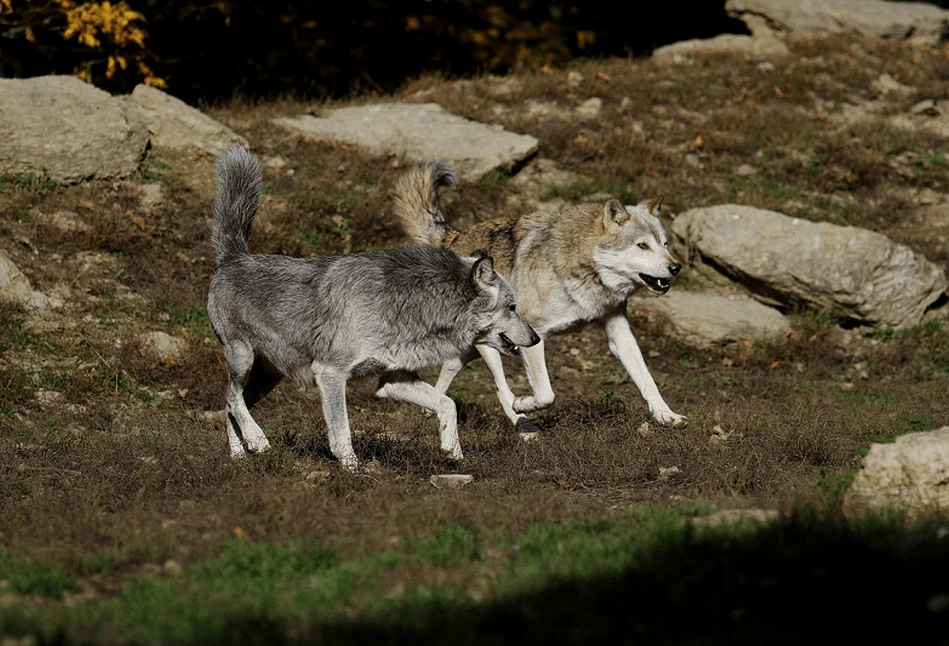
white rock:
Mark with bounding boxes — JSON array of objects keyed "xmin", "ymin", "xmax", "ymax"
[{"xmin": 844, "ymin": 427, "xmax": 949, "ymax": 514}]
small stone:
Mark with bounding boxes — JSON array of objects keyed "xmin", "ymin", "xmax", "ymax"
[
  {"xmin": 430, "ymin": 474, "xmax": 474, "ymax": 489},
  {"xmin": 305, "ymin": 470, "xmax": 331, "ymax": 484},
  {"xmin": 519, "ymin": 431, "xmax": 539, "ymax": 443},
  {"xmin": 162, "ymin": 560, "xmax": 182, "ymax": 576},
  {"xmin": 658, "ymin": 466, "xmax": 681, "ymax": 479},
  {"xmin": 636, "ymin": 422, "xmax": 652, "ymax": 437}
]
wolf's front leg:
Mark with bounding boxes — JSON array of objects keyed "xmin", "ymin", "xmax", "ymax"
[
  {"xmin": 511, "ymin": 339, "xmax": 556, "ymax": 414},
  {"xmin": 377, "ymin": 372, "xmax": 462, "ymax": 461},
  {"xmin": 604, "ymin": 311, "xmax": 687, "ymax": 428},
  {"xmin": 314, "ymin": 365, "xmax": 359, "ymax": 471}
]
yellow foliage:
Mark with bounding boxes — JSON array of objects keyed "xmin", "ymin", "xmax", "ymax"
[
  {"xmin": 2, "ymin": 0, "xmax": 167, "ymax": 88},
  {"xmin": 60, "ymin": 0, "xmax": 147, "ymax": 49}
]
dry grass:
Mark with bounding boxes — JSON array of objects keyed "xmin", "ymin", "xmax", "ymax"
[{"xmin": 0, "ymin": 34, "xmax": 948, "ymax": 638}]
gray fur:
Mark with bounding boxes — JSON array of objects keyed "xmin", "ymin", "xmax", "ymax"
[{"xmin": 207, "ymin": 145, "xmax": 538, "ymax": 470}]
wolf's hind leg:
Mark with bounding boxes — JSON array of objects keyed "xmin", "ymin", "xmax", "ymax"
[
  {"xmin": 512, "ymin": 339, "xmax": 556, "ymax": 414},
  {"xmin": 314, "ymin": 364, "xmax": 359, "ymax": 471},
  {"xmin": 377, "ymin": 372, "xmax": 462, "ymax": 461},
  {"xmin": 223, "ymin": 340, "xmax": 272, "ymax": 457}
]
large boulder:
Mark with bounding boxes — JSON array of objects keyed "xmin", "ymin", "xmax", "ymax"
[
  {"xmin": 125, "ymin": 84, "xmax": 249, "ymax": 155},
  {"xmin": 0, "ymin": 75, "xmax": 148, "ymax": 183},
  {"xmin": 726, "ymin": 0, "xmax": 949, "ymax": 46},
  {"xmin": 635, "ymin": 291, "xmax": 791, "ymax": 349},
  {"xmin": 843, "ymin": 427, "xmax": 949, "ymax": 515},
  {"xmin": 272, "ymin": 102, "xmax": 539, "ymax": 181},
  {"xmin": 671, "ymin": 205, "xmax": 948, "ymax": 328}
]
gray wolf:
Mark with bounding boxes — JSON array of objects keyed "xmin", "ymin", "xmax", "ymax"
[
  {"xmin": 394, "ymin": 161, "xmax": 686, "ymax": 431},
  {"xmin": 207, "ymin": 145, "xmax": 539, "ymax": 471}
]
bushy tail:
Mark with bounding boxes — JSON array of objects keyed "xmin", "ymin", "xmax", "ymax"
[
  {"xmin": 211, "ymin": 144, "xmax": 263, "ymax": 265},
  {"xmin": 393, "ymin": 160, "xmax": 458, "ymax": 247}
]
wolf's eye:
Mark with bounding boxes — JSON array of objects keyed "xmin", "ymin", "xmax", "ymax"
[{"xmin": 637, "ymin": 242, "xmax": 650, "ymax": 250}]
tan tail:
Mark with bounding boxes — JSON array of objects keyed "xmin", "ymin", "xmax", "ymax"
[{"xmin": 393, "ymin": 160, "xmax": 458, "ymax": 247}]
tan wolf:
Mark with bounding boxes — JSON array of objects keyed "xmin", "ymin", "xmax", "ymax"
[{"xmin": 393, "ymin": 161, "xmax": 686, "ymax": 431}]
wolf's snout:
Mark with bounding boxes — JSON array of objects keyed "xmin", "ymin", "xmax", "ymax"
[{"xmin": 669, "ymin": 262, "xmax": 681, "ymax": 276}]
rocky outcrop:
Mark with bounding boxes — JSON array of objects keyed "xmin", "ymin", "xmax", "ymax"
[
  {"xmin": 726, "ymin": 0, "xmax": 949, "ymax": 46},
  {"xmin": 0, "ymin": 75, "xmax": 148, "ymax": 184},
  {"xmin": 125, "ymin": 84, "xmax": 249, "ymax": 155},
  {"xmin": 672, "ymin": 205, "xmax": 948, "ymax": 328},
  {"xmin": 272, "ymin": 102, "xmax": 539, "ymax": 181},
  {"xmin": 844, "ymin": 427, "xmax": 949, "ymax": 515}
]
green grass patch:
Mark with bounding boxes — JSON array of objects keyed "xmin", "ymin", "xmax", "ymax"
[
  {"xmin": 0, "ymin": 170, "xmax": 59, "ymax": 196},
  {"xmin": 1, "ymin": 507, "xmax": 947, "ymax": 643}
]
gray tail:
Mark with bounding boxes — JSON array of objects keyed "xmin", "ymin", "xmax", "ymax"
[
  {"xmin": 211, "ymin": 144, "xmax": 263, "ymax": 265},
  {"xmin": 393, "ymin": 160, "xmax": 458, "ymax": 247}
]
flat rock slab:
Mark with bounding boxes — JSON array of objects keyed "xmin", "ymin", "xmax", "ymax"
[
  {"xmin": 672, "ymin": 205, "xmax": 948, "ymax": 328},
  {"xmin": 844, "ymin": 427, "xmax": 949, "ymax": 515},
  {"xmin": 430, "ymin": 474, "xmax": 474, "ymax": 489},
  {"xmin": 272, "ymin": 103, "xmax": 539, "ymax": 180},
  {"xmin": 126, "ymin": 84, "xmax": 248, "ymax": 155},
  {"xmin": 0, "ymin": 75, "xmax": 148, "ymax": 183},
  {"xmin": 726, "ymin": 0, "xmax": 949, "ymax": 46},
  {"xmin": 636, "ymin": 291, "xmax": 790, "ymax": 349}
]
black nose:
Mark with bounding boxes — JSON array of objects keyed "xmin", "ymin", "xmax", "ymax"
[
  {"xmin": 669, "ymin": 262, "xmax": 681, "ymax": 276},
  {"xmin": 528, "ymin": 329, "xmax": 541, "ymax": 347}
]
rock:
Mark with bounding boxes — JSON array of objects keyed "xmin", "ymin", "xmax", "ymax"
[
  {"xmin": 871, "ymin": 72, "xmax": 917, "ymax": 98},
  {"xmin": 653, "ymin": 34, "xmax": 757, "ymax": 62},
  {"xmin": 430, "ymin": 474, "xmax": 474, "ymax": 489},
  {"xmin": 637, "ymin": 290, "xmax": 791, "ymax": 348},
  {"xmin": 0, "ymin": 75, "xmax": 148, "ymax": 183},
  {"xmin": 672, "ymin": 205, "xmax": 948, "ymax": 328},
  {"xmin": 271, "ymin": 103, "xmax": 539, "ymax": 181},
  {"xmin": 658, "ymin": 466, "xmax": 681, "ymax": 479},
  {"xmin": 139, "ymin": 331, "xmax": 187, "ymax": 362},
  {"xmin": 575, "ymin": 97, "xmax": 602, "ymax": 120},
  {"xmin": 0, "ymin": 249, "xmax": 48, "ymax": 309},
  {"xmin": 843, "ymin": 427, "xmax": 949, "ymax": 515},
  {"xmin": 125, "ymin": 84, "xmax": 249, "ymax": 155},
  {"xmin": 691, "ymin": 509, "xmax": 780, "ymax": 527},
  {"xmin": 31, "ymin": 209, "xmax": 90, "ymax": 234},
  {"xmin": 726, "ymin": 0, "xmax": 949, "ymax": 46},
  {"xmin": 135, "ymin": 183, "xmax": 164, "ymax": 210}
]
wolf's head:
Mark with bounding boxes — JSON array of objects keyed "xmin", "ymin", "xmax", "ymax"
[
  {"xmin": 468, "ymin": 253, "xmax": 540, "ymax": 355},
  {"xmin": 591, "ymin": 196, "xmax": 681, "ymax": 296}
]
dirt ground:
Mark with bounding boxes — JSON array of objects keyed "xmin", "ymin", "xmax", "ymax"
[{"xmin": 1, "ymin": 34, "xmax": 948, "ymax": 592}]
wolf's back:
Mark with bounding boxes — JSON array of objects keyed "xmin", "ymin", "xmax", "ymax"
[
  {"xmin": 212, "ymin": 145, "xmax": 263, "ymax": 265},
  {"xmin": 393, "ymin": 160, "xmax": 458, "ymax": 247}
]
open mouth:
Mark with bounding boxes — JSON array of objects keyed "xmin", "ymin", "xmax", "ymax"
[
  {"xmin": 499, "ymin": 333, "xmax": 520, "ymax": 356},
  {"xmin": 639, "ymin": 273, "xmax": 671, "ymax": 294}
]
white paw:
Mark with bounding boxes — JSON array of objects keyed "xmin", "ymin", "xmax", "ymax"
[
  {"xmin": 442, "ymin": 445, "xmax": 464, "ymax": 462},
  {"xmin": 338, "ymin": 453, "xmax": 360, "ymax": 473},
  {"xmin": 653, "ymin": 409, "xmax": 688, "ymax": 428},
  {"xmin": 245, "ymin": 435, "xmax": 272, "ymax": 453}
]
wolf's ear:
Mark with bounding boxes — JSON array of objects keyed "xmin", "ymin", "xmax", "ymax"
[
  {"xmin": 648, "ymin": 195, "xmax": 665, "ymax": 217},
  {"xmin": 603, "ymin": 198, "xmax": 629, "ymax": 228},
  {"xmin": 471, "ymin": 254, "xmax": 496, "ymax": 288}
]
